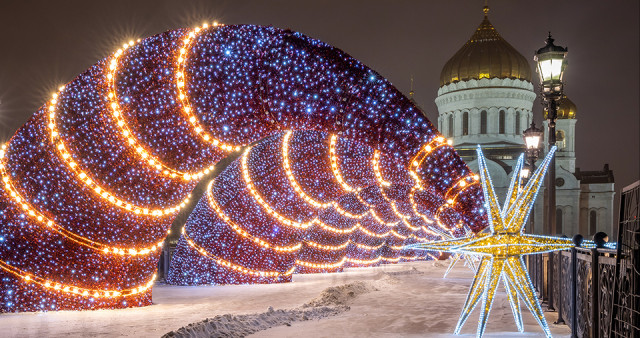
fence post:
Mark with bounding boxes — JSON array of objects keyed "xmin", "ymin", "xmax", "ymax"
[
  {"xmin": 528, "ymin": 256, "xmax": 533, "ymax": 290},
  {"xmin": 532, "ymin": 256, "xmax": 536, "ymax": 291},
  {"xmin": 548, "ymin": 252, "xmax": 555, "ymax": 311},
  {"xmin": 591, "ymin": 248, "xmax": 599, "ymax": 338},
  {"xmin": 571, "ymin": 247, "xmax": 577, "ymax": 337},
  {"xmin": 570, "ymin": 234, "xmax": 582, "ymax": 338},
  {"xmin": 556, "ymin": 251, "xmax": 565, "ymax": 324},
  {"xmin": 531, "ymin": 255, "xmax": 537, "ymax": 293},
  {"xmin": 540, "ymin": 254, "xmax": 545, "ymax": 300}
]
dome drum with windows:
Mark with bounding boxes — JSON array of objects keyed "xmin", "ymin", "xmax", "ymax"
[{"xmin": 435, "ymin": 5, "xmax": 536, "ymax": 151}]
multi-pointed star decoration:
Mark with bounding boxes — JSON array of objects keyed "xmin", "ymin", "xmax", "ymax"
[
  {"xmin": 429, "ymin": 225, "xmax": 481, "ymax": 277},
  {"xmin": 409, "ymin": 146, "xmax": 575, "ymax": 337}
]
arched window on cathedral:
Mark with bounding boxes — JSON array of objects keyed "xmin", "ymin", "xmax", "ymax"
[
  {"xmin": 515, "ymin": 111, "xmax": 521, "ymax": 135},
  {"xmin": 499, "ymin": 110, "xmax": 505, "ymax": 134},
  {"xmin": 590, "ymin": 210, "xmax": 597, "ymax": 235},
  {"xmin": 556, "ymin": 208, "xmax": 563, "ymax": 234},
  {"xmin": 480, "ymin": 110, "xmax": 487, "ymax": 134},
  {"xmin": 462, "ymin": 111, "xmax": 469, "ymax": 136},
  {"xmin": 556, "ymin": 130, "xmax": 566, "ymax": 149},
  {"xmin": 448, "ymin": 114, "xmax": 454, "ymax": 137}
]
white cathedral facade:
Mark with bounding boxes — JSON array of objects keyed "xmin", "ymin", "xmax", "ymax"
[{"xmin": 431, "ymin": 7, "xmax": 615, "ymax": 237}]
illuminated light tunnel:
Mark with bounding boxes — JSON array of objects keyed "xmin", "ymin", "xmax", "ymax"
[
  {"xmin": 0, "ymin": 23, "xmax": 486, "ymax": 312},
  {"xmin": 168, "ymin": 130, "xmax": 463, "ymax": 285}
]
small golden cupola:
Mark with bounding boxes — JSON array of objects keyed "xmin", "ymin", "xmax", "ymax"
[
  {"xmin": 545, "ymin": 95, "xmax": 577, "ymax": 119},
  {"xmin": 439, "ymin": 6, "xmax": 532, "ymax": 87}
]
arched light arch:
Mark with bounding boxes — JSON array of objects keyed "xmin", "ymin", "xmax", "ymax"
[{"xmin": 0, "ymin": 24, "xmax": 486, "ymax": 312}]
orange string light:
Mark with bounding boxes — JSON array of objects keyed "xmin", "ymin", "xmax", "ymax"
[
  {"xmin": 0, "ymin": 145, "xmax": 165, "ymax": 256},
  {"xmin": 106, "ymin": 41, "xmax": 213, "ymax": 181},
  {"xmin": 0, "ymin": 259, "xmax": 156, "ymax": 298},
  {"xmin": 205, "ymin": 180, "xmax": 302, "ymax": 252},
  {"xmin": 46, "ymin": 89, "xmax": 191, "ymax": 216},
  {"xmin": 175, "ymin": 23, "xmax": 241, "ymax": 153},
  {"xmin": 184, "ymin": 231, "xmax": 295, "ymax": 277}
]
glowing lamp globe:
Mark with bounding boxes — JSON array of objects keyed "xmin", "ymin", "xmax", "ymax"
[
  {"xmin": 523, "ymin": 121, "xmax": 543, "ymax": 148},
  {"xmin": 534, "ymin": 33, "xmax": 568, "ymax": 99},
  {"xmin": 522, "ymin": 121, "xmax": 543, "ymax": 167},
  {"xmin": 520, "ymin": 166, "xmax": 531, "ymax": 179}
]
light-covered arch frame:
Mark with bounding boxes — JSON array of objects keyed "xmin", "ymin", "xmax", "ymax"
[
  {"xmin": 0, "ymin": 23, "xmax": 485, "ymax": 312},
  {"xmin": 168, "ymin": 130, "xmax": 471, "ymax": 285}
]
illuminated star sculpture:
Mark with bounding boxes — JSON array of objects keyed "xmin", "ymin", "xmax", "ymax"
[
  {"xmin": 430, "ymin": 225, "xmax": 480, "ymax": 278},
  {"xmin": 409, "ymin": 146, "xmax": 574, "ymax": 337}
]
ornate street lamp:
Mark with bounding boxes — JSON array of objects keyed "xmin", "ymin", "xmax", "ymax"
[
  {"xmin": 535, "ymin": 33, "xmax": 568, "ymax": 101},
  {"xmin": 534, "ymin": 32, "xmax": 567, "ymax": 317},
  {"xmin": 534, "ymin": 32, "xmax": 567, "ymax": 236},
  {"xmin": 520, "ymin": 164, "xmax": 531, "ymax": 181},
  {"xmin": 521, "ymin": 121, "xmax": 543, "ymax": 232},
  {"xmin": 523, "ymin": 121, "xmax": 544, "ymax": 169}
]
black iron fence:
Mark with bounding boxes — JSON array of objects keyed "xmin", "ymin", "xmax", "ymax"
[
  {"xmin": 610, "ymin": 181, "xmax": 640, "ymax": 337},
  {"xmin": 528, "ymin": 180, "xmax": 640, "ymax": 337},
  {"xmin": 528, "ymin": 247, "xmax": 617, "ymax": 337}
]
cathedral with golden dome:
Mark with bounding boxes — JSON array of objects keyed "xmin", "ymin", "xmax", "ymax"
[{"xmin": 432, "ymin": 6, "xmax": 615, "ymax": 237}]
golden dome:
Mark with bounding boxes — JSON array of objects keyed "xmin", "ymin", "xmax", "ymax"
[
  {"xmin": 544, "ymin": 95, "xmax": 577, "ymax": 119},
  {"xmin": 439, "ymin": 7, "xmax": 532, "ymax": 87}
]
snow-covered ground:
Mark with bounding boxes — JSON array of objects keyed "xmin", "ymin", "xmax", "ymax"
[{"xmin": 1, "ymin": 260, "xmax": 571, "ymax": 337}]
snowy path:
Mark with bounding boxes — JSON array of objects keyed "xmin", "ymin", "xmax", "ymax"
[{"xmin": 1, "ymin": 261, "xmax": 571, "ymax": 337}]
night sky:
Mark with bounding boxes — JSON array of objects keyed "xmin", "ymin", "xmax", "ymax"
[{"xmin": 0, "ymin": 0, "xmax": 637, "ymax": 189}]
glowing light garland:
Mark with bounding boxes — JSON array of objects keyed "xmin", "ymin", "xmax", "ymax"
[
  {"xmin": 329, "ymin": 134, "xmax": 361, "ymax": 194},
  {"xmin": 241, "ymin": 146, "xmax": 313, "ymax": 230},
  {"xmin": 169, "ymin": 130, "xmax": 446, "ymax": 282},
  {"xmin": 409, "ymin": 146, "xmax": 573, "ymax": 337},
  {"xmin": 205, "ymin": 181, "xmax": 302, "ymax": 253},
  {"xmin": 0, "ymin": 24, "xmax": 485, "ymax": 312},
  {"xmin": 286, "ymin": 130, "xmax": 429, "ymax": 231},
  {"xmin": 282, "ymin": 131, "xmax": 331, "ymax": 209},
  {"xmin": 183, "ymin": 230, "xmax": 297, "ymax": 278},
  {"xmin": 48, "ymin": 88, "xmax": 191, "ymax": 216},
  {"xmin": 175, "ymin": 23, "xmax": 241, "ymax": 152},
  {"xmin": 106, "ymin": 40, "xmax": 214, "ymax": 181},
  {"xmin": 0, "ymin": 147, "xmax": 165, "ymax": 256},
  {"xmin": 0, "ymin": 259, "xmax": 156, "ymax": 299}
]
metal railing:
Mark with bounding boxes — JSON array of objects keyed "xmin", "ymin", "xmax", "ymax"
[
  {"xmin": 528, "ymin": 247, "xmax": 618, "ymax": 337},
  {"xmin": 610, "ymin": 181, "xmax": 640, "ymax": 337},
  {"xmin": 527, "ymin": 180, "xmax": 640, "ymax": 337}
]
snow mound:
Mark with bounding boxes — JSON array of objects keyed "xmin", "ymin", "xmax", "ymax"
[
  {"xmin": 161, "ymin": 306, "xmax": 344, "ymax": 338},
  {"xmin": 163, "ymin": 281, "xmax": 381, "ymax": 338},
  {"xmin": 304, "ymin": 281, "xmax": 376, "ymax": 307},
  {"xmin": 431, "ymin": 259, "xmax": 449, "ymax": 268},
  {"xmin": 384, "ymin": 266, "xmax": 423, "ymax": 276}
]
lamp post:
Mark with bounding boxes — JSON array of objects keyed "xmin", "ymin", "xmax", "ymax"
[
  {"xmin": 520, "ymin": 163, "xmax": 531, "ymax": 188},
  {"xmin": 522, "ymin": 121, "xmax": 543, "ymax": 231},
  {"xmin": 535, "ymin": 32, "xmax": 568, "ymax": 317},
  {"xmin": 523, "ymin": 121, "xmax": 543, "ymax": 167},
  {"xmin": 535, "ymin": 32, "xmax": 568, "ymax": 236}
]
